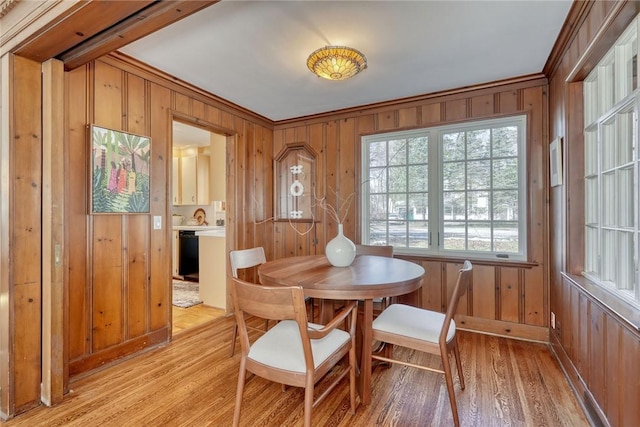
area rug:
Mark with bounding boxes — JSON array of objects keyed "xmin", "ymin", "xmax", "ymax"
[{"xmin": 172, "ymin": 280, "xmax": 203, "ymax": 308}]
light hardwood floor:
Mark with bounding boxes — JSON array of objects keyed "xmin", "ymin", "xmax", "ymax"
[
  {"xmin": 4, "ymin": 314, "xmax": 591, "ymax": 427},
  {"xmin": 172, "ymin": 303, "xmax": 226, "ymax": 335}
]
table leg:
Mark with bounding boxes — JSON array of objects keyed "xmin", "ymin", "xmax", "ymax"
[{"xmin": 358, "ymin": 298, "xmax": 373, "ymax": 405}]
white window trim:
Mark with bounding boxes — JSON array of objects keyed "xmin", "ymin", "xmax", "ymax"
[{"xmin": 361, "ymin": 115, "xmax": 527, "ymax": 261}]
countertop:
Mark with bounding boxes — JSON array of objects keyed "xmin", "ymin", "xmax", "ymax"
[
  {"xmin": 173, "ymin": 225, "xmax": 222, "ymax": 231},
  {"xmin": 195, "ymin": 228, "xmax": 225, "ymax": 237}
]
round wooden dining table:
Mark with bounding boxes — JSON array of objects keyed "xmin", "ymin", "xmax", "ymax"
[{"xmin": 258, "ymin": 254, "xmax": 425, "ymax": 405}]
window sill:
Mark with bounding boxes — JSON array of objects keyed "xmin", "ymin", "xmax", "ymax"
[
  {"xmin": 396, "ymin": 253, "xmax": 539, "ymax": 269},
  {"xmin": 562, "ymin": 272, "xmax": 640, "ymax": 332}
]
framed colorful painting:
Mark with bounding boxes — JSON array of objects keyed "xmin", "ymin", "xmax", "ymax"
[{"xmin": 90, "ymin": 125, "xmax": 151, "ymax": 213}]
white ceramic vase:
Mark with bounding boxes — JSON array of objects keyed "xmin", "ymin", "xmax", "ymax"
[{"xmin": 325, "ymin": 223, "xmax": 356, "ymax": 267}]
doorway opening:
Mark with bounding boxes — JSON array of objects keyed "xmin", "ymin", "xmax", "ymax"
[{"xmin": 171, "ymin": 119, "xmax": 227, "ymax": 335}]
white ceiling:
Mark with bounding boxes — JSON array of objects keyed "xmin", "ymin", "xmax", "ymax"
[{"xmin": 119, "ymin": 0, "xmax": 573, "ymax": 122}]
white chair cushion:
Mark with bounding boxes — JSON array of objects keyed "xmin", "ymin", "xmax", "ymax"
[
  {"xmin": 248, "ymin": 320, "xmax": 350, "ymax": 373},
  {"xmin": 372, "ymin": 304, "xmax": 455, "ymax": 343}
]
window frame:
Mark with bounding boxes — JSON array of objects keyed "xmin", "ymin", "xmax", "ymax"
[
  {"xmin": 582, "ymin": 15, "xmax": 640, "ymax": 307},
  {"xmin": 361, "ymin": 115, "xmax": 528, "ymax": 261}
]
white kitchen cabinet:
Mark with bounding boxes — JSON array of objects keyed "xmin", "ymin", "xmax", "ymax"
[
  {"xmin": 172, "ymin": 157, "xmax": 180, "ymax": 205},
  {"xmin": 173, "ymin": 151, "xmax": 210, "ymax": 206},
  {"xmin": 180, "ymin": 154, "xmax": 198, "ymax": 205}
]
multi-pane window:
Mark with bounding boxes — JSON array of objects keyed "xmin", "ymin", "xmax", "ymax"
[
  {"xmin": 584, "ymin": 16, "xmax": 640, "ymax": 306},
  {"xmin": 361, "ymin": 116, "xmax": 526, "ymax": 260}
]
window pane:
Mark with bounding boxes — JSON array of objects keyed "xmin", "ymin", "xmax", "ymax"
[
  {"xmin": 468, "ymin": 191, "xmax": 490, "ymax": 220},
  {"xmin": 602, "ymin": 171, "xmax": 615, "ymax": 226},
  {"xmin": 369, "ymin": 141, "xmax": 387, "ymax": 167},
  {"xmin": 493, "ymin": 158, "xmax": 518, "ymax": 189},
  {"xmin": 408, "ymin": 221, "xmax": 429, "ymax": 248},
  {"xmin": 467, "ymin": 222, "xmax": 491, "ymax": 251},
  {"xmin": 369, "ymin": 167, "xmax": 386, "ymax": 193},
  {"xmin": 616, "ymin": 109, "xmax": 634, "ymax": 166},
  {"xmin": 443, "ymin": 161, "xmax": 465, "ymax": 191},
  {"xmin": 408, "ymin": 137, "xmax": 428, "ymax": 163},
  {"xmin": 408, "ymin": 193, "xmax": 428, "ymax": 220},
  {"xmin": 492, "ymin": 126, "xmax": 519, "ymax": 157},
  {"xmin": 443, "ymin": 191, "xmax": 466, "ymax": 220},
  {"xmin": 584, "ymin": 129, "xmax": 598, "ymax": 175},
  {"xmin": 467, "ymin": 129, "xmax": 491, "ymax": 159},
  {"xmin": 493, "ymin": 190, "xmax": 519, "ymax": 221},
  {"xmin": 388, "ymin": 166, "xmax": 407, "ymax": 192},
  {"xmin": 585, "ymin": 177, "xmax": 598, "ymax": 225},
  {"xmin": 369, "ymin": 194, "xmax": 387, "ymax": 220},
  {"xmin": 494, "ymin": 221, "xmax": 519, "ymax": 253},
  {"xmin": 443, "ymin": 132, "xmax": 465, "ymax": 161},
  {"xmin": 617, "ymin": 166, "xmax": 634, "ymax": 227},
  {"xmin": 602, "ymin": 119, "xmax": 616, "ymax": 171},
  {"xmin": 618, "ymin": 231, "xmax": 634, "ymax": 290},
  {"xmin": 585, "ymin": 226, "xmax": 599, "ymax": 274},
  {"xmin": 407, "ymin": 164, "xmax": 428, "ymax": 192},
  {"xmin": 443, "ymin": 221, "xmax": 466, "ymax": 250},
  {"xmin": 389, "ymin": 139, "xmax": 407, "ymax": 165},
  {"xmin": 467, "ymin": 160, "xmax": 490, "ymax": 190}
]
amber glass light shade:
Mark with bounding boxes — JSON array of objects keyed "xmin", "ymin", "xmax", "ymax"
[{"xmin": 306, "ymin": 46, "xmax": 367, "ymax": 81}]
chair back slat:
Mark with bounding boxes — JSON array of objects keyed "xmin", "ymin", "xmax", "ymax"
[
  {"xmin": 230, "ymin": 247, "xmax": 266, "ymax": 278},
  {"xmin": 440, "ymin": 260, "xmax": 472, "ymax": 345},
  {"xmin": 231, "ymin": 277, "xmax": 306, "ymax": 322}
]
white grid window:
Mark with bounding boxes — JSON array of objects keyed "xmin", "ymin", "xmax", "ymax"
[
  {"xmin": 584, "ymin": 16, "xmax": 640, "ymax": 306},
  {"xmin": 361, "ymin": 116, "xmax": 527, "ymax": 260}
]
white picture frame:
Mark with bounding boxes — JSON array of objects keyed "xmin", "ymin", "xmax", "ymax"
[{"xmin": 550, "ymin": 137, "xmax": 563, "ymax": 187}]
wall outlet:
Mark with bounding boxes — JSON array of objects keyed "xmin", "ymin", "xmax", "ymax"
[
  {"xmin": 153, "ymin": 216, "xmax": 162, "ymax": 230},
  {"xmin": 551, "ymin": 311, "xmax": 556, "ymax": 329}
]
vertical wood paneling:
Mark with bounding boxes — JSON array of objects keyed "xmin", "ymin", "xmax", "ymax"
[
  {"xmin": 420, "ymin": 260, "xmax": 442, "ymax": 311},
  {"xmin": 500, "ymin": 267, "xmax": 519, "ymax": 322},
  {"xmin": 398, "ymin": 107, "xmax": 418, "ymax": 128},
  {"xmin": 523, "ymin": 86, "xmax": 546, "ymax": 266},
  {"xmin": 471, "ymin": 94, "xmax": 494, "ymax": 117},
  {"xmin": 445, "ymin": 99, "xmax": 467, "ymax": 121},
  {"xmin": 376, "ymin": 110, "xmax": 396, "ymax": 131},
  {"xmin": 499, "ymin": 90, "xmax": 518, "ymax": 113},
  {"xmin": 421, "ymin": 103, "xmax": 441, "ymax": 124},
  {"xmin": 620, "ymin": 328, "xmax": 640, "ymax": 426},
  {"xmin": 148, "ymin": 82, "xmax": 171, "ymax": 332},
  {"xmin": 588, "ymin": 303, "xmax": 605, "ymax": 407},
  {"xmin": 524, "ymin": 266, "xmax": 544, "ymax": 326},
  {"xmin": 604, "ymin": 318, "xmax": 621, "ymax": 427},
  {"xmin": 339, "ymin": 118, "xmax": 356, "ymax": 238},
  {"xmin": 125, "ymin": 74, "xmax": 149, "ymax": 340},
  {"xmin": 11, "ymin": 55, "xmax": 43, "ymax": 410},
  {"xmin": 92, "ymin": 61, "xmax": 125, "ymax": 352},
  {"xmin": 173, "ymin": 92, "xmax": 190, "ymax": 115},
  {"xmin": 66, "ymin": 66, "xmax": 90, "ymax": 361},
  {"xmin": 92, "ymin": 216, "xmax": 123, "ymax": 351},
  {"xmin": 126, "ymin": 215, "xmax": 148, "ymax": 339},
  {"xmin": 324, "ymin": 121, "xmax": 339, "ymax": 242},
  {"xmin": 471, "ymin": 264, "xmax": 495, "ymax": 320}
]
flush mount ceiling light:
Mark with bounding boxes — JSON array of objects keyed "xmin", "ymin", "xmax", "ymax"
[{"xmin": 306, "ymin": 45, "xmax": 367, "ymax": 81}]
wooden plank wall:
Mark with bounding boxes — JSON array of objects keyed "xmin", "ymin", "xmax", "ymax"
[
  {"xmin": 64, "ymin": 54, "xmax": 273, "ymax": 377},
  {"xmin": 274, "ymin": 77, "xmax": 549, "ymax": 341},
  {"xmin": 547, "ymin": 1, "xmax": 640, "ymax": 426},
  {"xmin": 0, "ymin": 54, "xmax": 44, "ymax": 417}
]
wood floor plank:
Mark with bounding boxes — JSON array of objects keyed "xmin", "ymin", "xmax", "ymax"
[{"xmin": 4, "ymin": 316, "xmax": 590, "ymax": 426}]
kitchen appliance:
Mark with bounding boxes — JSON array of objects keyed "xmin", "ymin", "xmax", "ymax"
[{"xmin": 178, "ymin": 230, "xmax": 199, "ymax": 279}]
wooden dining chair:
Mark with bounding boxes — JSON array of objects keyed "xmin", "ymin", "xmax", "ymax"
[
  {"xmin": 231, "ymin": 277, "xmax": 357, "ymax": 427},
  {"xmin": 371, "ymin": 260, "xmax": 472, "ymax": 427},
  {"xmin": 228, "ymin": 247, "xmax": 267, "ymax": 357}
]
